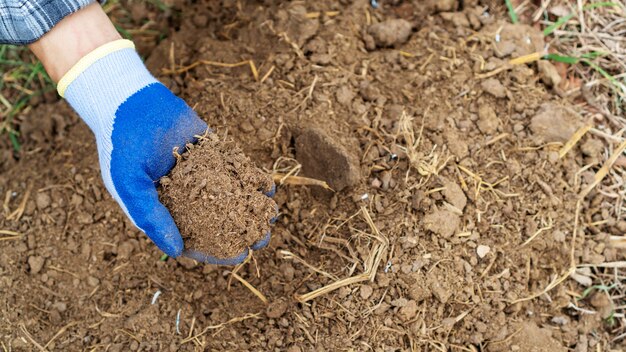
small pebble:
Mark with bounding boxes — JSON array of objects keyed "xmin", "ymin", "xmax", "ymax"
[
  {"xmin": 360, "ymin": 285, "xmax": 373, "ymax": 299},
  {"xmin": 35, "ymin": 192, "xmax": 51, "ymax": 210},
  {"xmin": 87, "ymin": 276, "xmax": 100, "ymax": 287},
  {"xmin": 28, "ymin": 256, "xmax": 45, "ymax": 274},
  {"xmin": 476, "ymin": 245, "xmax": 490, "ymax": 258}
]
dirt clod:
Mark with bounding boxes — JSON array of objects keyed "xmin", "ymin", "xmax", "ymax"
[
  {"xmin": 481, "ymin": 78, "xmax": 507, "ymax": 98},
  {"xmin": 442, "ymin": 179, "xmax": 467, "ymax": 211},
  {"xmin": 266, "ymin": 299, "xmax": 289, "ymax": 318},
  {"xmin": 489, "ymin": 23, "xmax": 544, "ymax": 58},
  {"xmin": 35, "ymin": 192, "xmax": 51, "ymax": 210},
  {"xmin": 477, "ymin": 103, "xmax": 500, "ymax": 135},
  {"xmin": 360, "ymin": 284, "xmax": 373, "ymax": 299},
  {"xmin": 476, "ymin": 245, "xmax": 490, "ymax": 258},
  {"xmin": 27, "ymin": 256, "xmax": 44, "ymax": 274},
  {"xmin": 424, "ymin": 208, "xmax": 459, "ymax": 238},
  {"xmin": 160, "ymin": 135, "xmax": 276, "ymax": 259},
  {"xmin": 538, "ymin": 61, "xmax": 562, "ymax": 88},
  {"xmin": 492, "ymin": 322, "xmax": 567, "ymax": 352},
  {"xmin": 295, "ymin": 126, "xmax": 360, "ymax": 191},
  {"xmin": 367, "ymin": 19, "xmax": 413, "ymax": 48},
  {"xmin": 530, "ymin": 103, "xmax": 583, "ymax": 143},
  {"xmin": 399, "ymin": 300, "xmax": 418, "ymax": 321}
]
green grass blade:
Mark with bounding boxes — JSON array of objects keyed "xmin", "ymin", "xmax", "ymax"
[
  {"xmin": 504, "ymin": 0, "xmax": 519, "ymax": 24},
  {"xmin": 580, "ymin": 51, "xmax": 607, "ymax": 60},
  {"xmin": 582, "ymin": 59, "xmax": 625, "ymax": 93},
  {"xmin": 583, "ymin": 2, "xmax": 619, "ymax": 11},
  {"xmin": 543, "ymin": 13, "xmax": 574, "ymax": 36},
  {"xmin": 544, "ymin": 2, "xmax": 619, "ymax": 36},
  {"xmin": 8, "ymin": 131, "xmax": 20, "ymax": 152},
  {"xmin": 579, "ymin": 283, "xmax": 617, "ymax": 300},
  {"xmin": 544, "ymin": 53, "xmax": 579, "ymax": 64}
]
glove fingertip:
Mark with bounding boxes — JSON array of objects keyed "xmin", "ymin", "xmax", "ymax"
[
  {"xmin": 250, "ymin": 232, "xmax": 271, "ymax": 251},
  {"xmin": 159, "ymin": 231, "xmax": 185, "ymax": 257}
]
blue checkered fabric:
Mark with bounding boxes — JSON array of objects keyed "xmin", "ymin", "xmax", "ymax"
[{"xmin": 0, "ymin": 0, "xmax": 98, "ymax": 45}]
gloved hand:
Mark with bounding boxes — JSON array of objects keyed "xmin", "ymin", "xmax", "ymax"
[{"xmin": 58, "ymin": 39, "xmax": 272, "ymax": 264}]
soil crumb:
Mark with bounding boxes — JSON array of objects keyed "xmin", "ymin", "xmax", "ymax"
[
  {"xmin": 366, "ymin": 19, "xmax": 413, "ymax": 49},
  {"xmin": 530, "ymin": 103, "xmax": 583, "ymax": 143},
  {"xmin": 159, "ymin": 134, "xmax": 276, "ymax": 259}
]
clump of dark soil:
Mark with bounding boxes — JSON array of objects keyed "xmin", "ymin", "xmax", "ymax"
[{"xmin": 159, "ymin": 134, "xmax": 276, "ymax": 259}]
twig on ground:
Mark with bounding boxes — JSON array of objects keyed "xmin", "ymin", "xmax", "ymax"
[
  {"xmin": 162, "ymin": 59, "xmax": 259, "ymax": 81},
  {"xmin": 579, "ymin": 140, "xmax": 626, "ymax": 198},
  {"xmin": 272, "ymin": 173, "xmax": 333, "ymax": 191},
  {"xmin": 19, "ymin": 324, "xmax": 47, "ymax": 352},
  {"xmin": 7, "ymin": 183, "xmax": 32, "ymax": 221},
  {"xmin": 0, "ymin": 229, "xmax": 23, "ymax": 241},
  {"xmin": 43, "ymin": 322, "xmax": 78, "ymax": 350},
  {"xmin": 280, "ymin": 250, "xmax": 339, "ymax": 281},
  {"xmin": 180, "ymin": 313, "xmax": 261, "ymax": 344},
  {"xmin": 229, "ymin": 272, "xmax": 268, "ymax": 304},
  {"xmin": 559, "ymin": 124, "xmax": 593, "ymax": 158},
  {"xmin": 295, "ymin": 207, "xmax": 388, "ymax": 303},
  {"xmin": 511, "ymin": 267, "xmax": 576, "ymax": 304}
]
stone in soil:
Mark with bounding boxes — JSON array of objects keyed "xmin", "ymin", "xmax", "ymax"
[
  {"xmin": 477, "ymin": 102, "xmax": 499, "ymax": 135},
  {"xmin": 442, "ymin": 179, "xmax": 467, "ymax": 211},
  {"xmin": 538, "ymin": 61, "xmax": 562, "ymax": 88},
  {"xmin": 295, "ymin": 126, "xmax": 360, "ymax": 191},
  {"xmin": 530, "ymin": 103, "xmax": 584, "ymax": 143},
  {"xmin": 481, "ymin": 78, "xmax": 507, "ymax": 98},
  {"xmin": 159, "ymin": 134, "xmax": 276, "ymax": 259},
  {"xmin": 28, "ymin": 256, "xmax": 44, "ymax": 274},
  {"xmin": 423, "ymin": 208, "xmax": 460, "ymax": 238}
]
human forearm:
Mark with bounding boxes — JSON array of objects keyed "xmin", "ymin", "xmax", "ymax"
[{"xmin": 27, "ymin": 3, "xmax": 121, "ymax": 82}]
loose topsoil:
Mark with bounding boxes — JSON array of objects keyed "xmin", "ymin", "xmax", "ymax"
[
  {"xmin": 159, "ymin": 135, "xmax": 276, "ymax": 259},
  {"xmin": 1, "ymin": 0, "xmax": 624, "ymax": 351}
]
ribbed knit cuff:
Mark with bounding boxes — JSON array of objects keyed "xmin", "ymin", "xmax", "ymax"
[{"xmin": 63, "ymin": 46, "xmax": 158, "ymax": 136}]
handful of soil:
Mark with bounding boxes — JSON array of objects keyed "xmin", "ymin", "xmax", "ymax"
[{"xmin": 159, "ymin": 134, "xmax": 276, "ymax": 259}]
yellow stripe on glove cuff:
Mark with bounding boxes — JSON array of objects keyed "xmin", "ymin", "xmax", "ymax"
[{"xmin": 57, "ymin": 39, "xmax": 136, "ymax": 98}]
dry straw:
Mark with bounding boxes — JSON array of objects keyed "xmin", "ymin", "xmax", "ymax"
[{"xmin": 295, "ymin": 206, "xmax": 388, "ymax": 303}]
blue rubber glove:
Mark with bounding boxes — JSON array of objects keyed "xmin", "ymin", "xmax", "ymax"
[{"xmin": 58, "ymin": 39, "xmax": 272, "ymax": 264}]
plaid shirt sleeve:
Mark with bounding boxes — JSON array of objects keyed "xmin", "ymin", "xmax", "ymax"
[{"xmin": 0, "ymin": 0, "xmax": 100, "ymax": 45}]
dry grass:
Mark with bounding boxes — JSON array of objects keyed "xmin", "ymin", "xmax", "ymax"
[
  {"xmin": 529, "ymin": 0, "xmax": 626, "ymax": 342},
  {"xmin": 500, "ymin": 1, "xmax": 626, "ymax": 343},
  {"xmin": 229, "ymin": 272, "xmax": 268, "ymax": 304},
  {"xmin": 180, "ymin": 313, "xmax": 261, "ymax": 345},
  {"xmin": 294, "ymin": 207, "xmax": 389, "ymax": 303},
  {"xmin": 272, "ymin": 173, "xmax": 333, "ymax": 191},
  {"xmin": 161, "ymin": 59, "xmax": 261, "ymax": 81}
]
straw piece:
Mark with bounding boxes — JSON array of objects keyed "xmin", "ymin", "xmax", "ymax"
[
  {"xmin": 508, "ymin": 51, "xmax": 544, "ymax": 65},
  {"xmin": 511, "ymin": 267, "xmax": 575, "ymax": 304},
  {"xmin": 295, "ymin": 207, "xmax": 388, "ymax": 302},
  {"xmin": 559, "ymin": 124, "xmax": 592, "ymax": 158},
  {"xmin": 180, "ymin": 313, "xmax": 260, "ymax": 344},
  {"xmin": 579, "ymin": 140, "xmax": 626, "ymax": 198},
  {"xmin": 272, "ymin": 173, "xmax": 333, "ymax": 191},
  {"xmin": 230, "ymin": 272, "xmax": 268, "ymax": 304}
]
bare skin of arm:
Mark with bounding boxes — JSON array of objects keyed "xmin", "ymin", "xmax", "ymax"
[{"xmin": 28, "ymin": 3, "xmax": 121, "ymax": 82}]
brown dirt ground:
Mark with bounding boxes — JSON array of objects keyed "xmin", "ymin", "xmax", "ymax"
[
  {"xmin": 160, "ymin": 134, "xmax": 276, "ymax": 259},
  {"xmin": 1, "ymin": 0, "xmax": 625, "ymax": 351}
]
